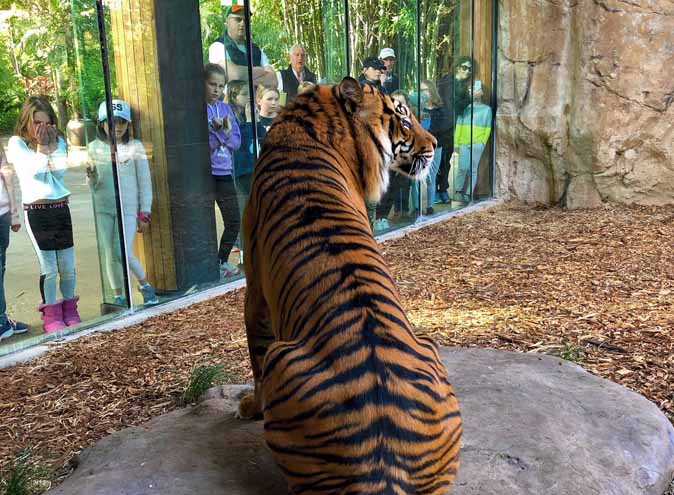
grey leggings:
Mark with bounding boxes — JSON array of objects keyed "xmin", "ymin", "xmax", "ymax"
[{"xmin": 25, "ymin": 211, "xmax": 76, "ymax": 304}]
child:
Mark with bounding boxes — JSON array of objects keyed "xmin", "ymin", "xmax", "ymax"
[
  {"xmin": 7, "ymin": 96, "xmax": 79, "ymax": 332},
  {"xmin": 87, "ymin": 99, "xmax": 159, "ymax": 306},
  {"xmin": 227, "ymin": 80, "xmax": 264, "ymax": 207},
  {"xmin": 255, "ymin": 86, "xmax": 280, "ymax": 139},
  {"xmin": 452, "ymin": 80, "xmax": 492, "ymax": 202},
  {"xmin": 0, "ymin": 146, "xmax": 29, "ymax": 341},
  {"xmin": 205, "ymin": 64, "xmax": 242, "ymax": 279}
]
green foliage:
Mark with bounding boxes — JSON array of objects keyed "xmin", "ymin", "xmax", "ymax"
[
  {"xmin": 553, "ymin": 342, "xmax": 586, "ymax": 364},
  {"xmin": 199, "ymin": 0, "xmax": 224, "ymax": 61},
  {"xmin": 251, "ymin": 0, "xmax": 286, "ymax": 69},
  {"xmin": 182, "ymin": 363, "xmax": 230, "ymax": 405},
  {"xmin": 0, "ymin": 448, "xmax": 48, "ymax": 495},
  {"xmin": 0, "ymin": 34, "xmax": 25, "ymax": 132}
]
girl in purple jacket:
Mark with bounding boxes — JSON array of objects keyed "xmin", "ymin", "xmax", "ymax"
[{"xmin": 205, "ymin": 63, "xmax": 242, "ymax": 279}]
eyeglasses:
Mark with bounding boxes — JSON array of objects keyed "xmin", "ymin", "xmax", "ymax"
[{"xmin": 458, "ymin": 65, "xmax": 472, "ymax": 71}]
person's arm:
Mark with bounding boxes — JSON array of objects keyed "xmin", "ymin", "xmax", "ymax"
[
  {"xmin": 222, "ymin": 106, "xmax": 241, "ymax": 151},
  {"xmin": 7, "ymin": 136, "xmax": 51, "ymax": 179},
  {"xmin": 252, "ymin": 66, "xmax": 278, "ymax": 89},
  {"xmin": 134, "ymin": 140, "xmax": 153, "ymax": 214},
  {"xmin": 276, "ymin": 70, "xmax": 284, "ymax": 92},
  {"xmin": 0, "ymin": 149, "xmax": 21, "ymax": 228},
  {"xmin": 44, "ymin": 137, "xmax": 68, "ymax": 180}
]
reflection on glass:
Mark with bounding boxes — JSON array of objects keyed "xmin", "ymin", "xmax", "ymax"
[
  {"xmin": 207, "ymin": 64, "xmax": 243, "ymax": 280},
  {"xmin": 453, "ymin": 79, "xmax": 492, "ymax": 202},
  {"xmin": 87, "ymin": 100, "xmax": 158, "ymax": 308},
  {"xmin": 321, "ymin": 0, "xmax": 347, "ymax": 83},
  {"xmin": 0, "ymin": 0, "xmax": 498, "ymax": 356}
]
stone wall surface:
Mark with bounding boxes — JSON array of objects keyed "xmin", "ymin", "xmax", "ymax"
[{"xmin": 496, "ymin": 0, "xmax": 674, "ymax": 208}]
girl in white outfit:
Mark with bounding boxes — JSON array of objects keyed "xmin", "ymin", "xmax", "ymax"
[{"xmin": 87, "ymin": 100, "xmax": 158, "ymax": 306}]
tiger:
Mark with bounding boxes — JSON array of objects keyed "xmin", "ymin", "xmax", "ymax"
[{"xmin": 237, "ymin": 77, "xmax": 462, "ymax": 495}]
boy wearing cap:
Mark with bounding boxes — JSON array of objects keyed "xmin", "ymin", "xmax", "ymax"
[
  {"xmin": 378, "ymin": 48, "xmax": 399, "ymax": 93},
  {"xmin": 208, "ymin": 5, "xmax": 277, "ymax": 89},
  {"xmin": 358, "ymin": 56, "xmax": 388, "ymax": 94},
  {"xmin": 87, "ymin": 99, "xmax": 159, "ymax": 307}
]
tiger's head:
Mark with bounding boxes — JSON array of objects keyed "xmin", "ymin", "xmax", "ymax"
[{"xmin": 335, "ymin": 77, "xmax": 437, "ymax": 203}]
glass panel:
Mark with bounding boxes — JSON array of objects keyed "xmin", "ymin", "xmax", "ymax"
[
  {"xmin": 346, "ymin": 0, "xmax": 419, "ymax": 234},
  {"xmin": 450, "ymin": 0, "xmax": 476, "ymax": 205},
  {"xmin": 471, "ymin": 0, "xmax": 495, "ymax": 201},
  {"xmin": 417, "ymin": 0, "xmax": 459, "ymax": 216},
  {"xmin": 322, "ymin": 0, "xmax": 347, "ymax": 83},
  {"xmin": 0, "ymin": 0, "xmax": 127, "ymax": 355}
]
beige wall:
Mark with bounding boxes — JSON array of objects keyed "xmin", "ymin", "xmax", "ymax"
[{"xmin": 495, "ymin": 0, "xmax": 674, "ymax": 208}]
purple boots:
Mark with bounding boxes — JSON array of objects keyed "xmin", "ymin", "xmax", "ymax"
[
  {"xmin": 38, "ymin": 302, "xmax": 66, "ymax": 333},
  {"xmin": 62, "ymin": 297, "xmax": 82, "ymax": 326},
  {"xmin": 38, "ymin": 297, "xmax": 81, "ymax": 333}
]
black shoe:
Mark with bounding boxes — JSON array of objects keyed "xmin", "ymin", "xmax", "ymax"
[{"xmin": 425, "ymin": 207, "xmax": 435, "ymax": 215}]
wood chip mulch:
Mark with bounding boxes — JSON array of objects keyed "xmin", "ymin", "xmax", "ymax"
[{"xmin": 1, "ymin": 202, "xmax": 673, "ymax": 489}]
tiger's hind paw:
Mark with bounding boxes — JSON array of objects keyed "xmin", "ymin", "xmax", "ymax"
[{"xmin": 236, "ymin": 391, "xmax": 263, "ymax": 420}]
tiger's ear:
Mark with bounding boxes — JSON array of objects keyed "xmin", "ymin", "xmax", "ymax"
[{"xmin": 338, "ymin": 77, "xmax": 363, "ymax": 114}]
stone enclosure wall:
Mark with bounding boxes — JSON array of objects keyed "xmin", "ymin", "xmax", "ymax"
[{"xmin": 496, "ymin": 0, "xmax": 674, "ymax": 208}]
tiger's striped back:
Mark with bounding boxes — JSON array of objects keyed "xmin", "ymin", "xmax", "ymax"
[{"xmin": 239, "ymin": 78, "xmax": 461, "ymax": 495}]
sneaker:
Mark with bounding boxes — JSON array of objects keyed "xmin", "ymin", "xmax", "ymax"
[
  {"xmin": 113, "ymin": 295, "xmax": 128, "ymax": 306},
  {"xmin": 220, "ymin": 261, "xmax": 241, "ymax": 279},
  {"xmin": 139, "ymin": 283, "xmax": 160, "ymax": 306},
  {"xmin": 0, "ymin": 320, "xmax": 13, "ymax": 342},
  {"xmin": 373, "ymin": 218, "xmax": 391, "ymax": 233},
  {"xmin": 8, "ymin": 317, "xmax": 29, "ymax": 334}
]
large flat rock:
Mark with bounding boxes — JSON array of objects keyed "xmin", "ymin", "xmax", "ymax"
[{"xmin": 48, "ymin": 348, "xmax": 674, "ymax": 495}]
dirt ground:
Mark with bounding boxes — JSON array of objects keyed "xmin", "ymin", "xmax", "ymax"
[{"xmin": 0, "ymin": 202, "xmax": 673, "ymax": 491}]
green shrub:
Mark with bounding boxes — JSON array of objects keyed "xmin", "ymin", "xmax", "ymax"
[
  {"xmin": 0, "ymin": 448, "xmax": 48, "ymax": 495},
  {"xmin": 182, "ymin": 363, "xmax": 230, "ymax": 405}
]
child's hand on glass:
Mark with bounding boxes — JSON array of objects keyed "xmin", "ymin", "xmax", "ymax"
[
  {"xmin": 10, "ymin": 224, "xmax": 20, "ymax": 233},
  {"xmin": 137, "ymin": 212, "xmax": 151, "ymax": 233},
  {"xmin": 85, "ymin": 163, "xmax": 98, "ymax": 182}
]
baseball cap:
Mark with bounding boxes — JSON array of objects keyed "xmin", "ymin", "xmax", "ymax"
[
  {"xmin": 98, "ymin": 99, "xmax": 132, "ymax": 122},
  {"xmin": 362, "ymin": 56, "xmax": 385, "ymax": 71},
  {"xmin": 378, "ymin": 48, "xmax": 396, "ymax": 60},
  {"xmin": 223, "ymin": 4, "xmax": 248, "ymax": 17}
]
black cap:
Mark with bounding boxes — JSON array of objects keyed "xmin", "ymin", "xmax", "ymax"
[{"xmin": 362, "ymin": 56, "xmax": 385, "ymax": 70}]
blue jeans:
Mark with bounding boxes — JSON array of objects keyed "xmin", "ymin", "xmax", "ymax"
[
  {"xmin": 411, "ymin": 147, "xmax": 442, "ymax": 210},
  {"xmin": 455, "ymin": 143, "xmax": 485, "ymax": 200},
  {"xmin": 0, "ymin": 212, "xmax": 9, "ymax": 324}
]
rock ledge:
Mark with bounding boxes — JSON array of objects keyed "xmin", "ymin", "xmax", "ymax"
[{"xmin": 48, "ymin": 348, "xmax": 674, "ymax": 495}]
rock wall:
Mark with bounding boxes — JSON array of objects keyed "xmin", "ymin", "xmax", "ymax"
[{"xmin": 496, "ymin": 0, "xmax": 674, "ymax": 208}]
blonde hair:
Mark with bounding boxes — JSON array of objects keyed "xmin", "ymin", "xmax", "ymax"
[
  {"xmin": 297, "ymin": 81, "xmax": 316, "ymax": 94},
  {"xmin": 420, "ymin": 80, "xmax": 443, "ymax": 108},
  {"xmin": 255, "ymin": 86, "xmax": 280, "ymax": 107}
]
